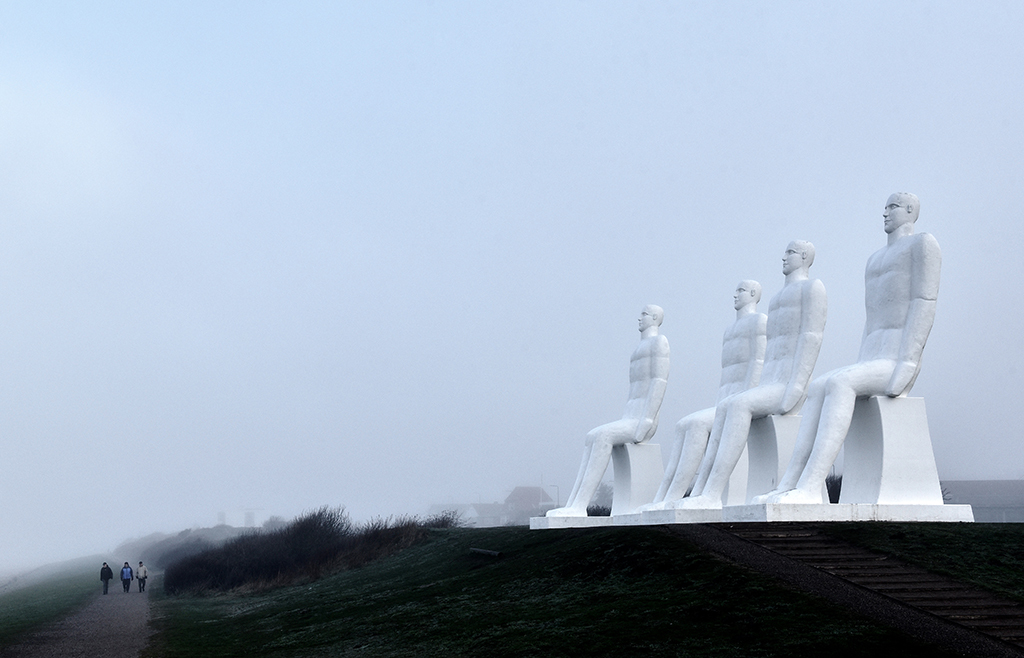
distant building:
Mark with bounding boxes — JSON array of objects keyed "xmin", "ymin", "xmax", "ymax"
[
  {"xmin": 427, "ymin": 486, "xmax": 556, "ymax": 528},
  {"xmin": 941, "ymin": 480, "xmax": 1024, "ymax": 522},
  {"xmin": 503, "ymin": 487, "xmax": 555, "ymax": 525},
  {"xmin": 470, "ymin": 503, "xmax": 510, "ymax": 527}
]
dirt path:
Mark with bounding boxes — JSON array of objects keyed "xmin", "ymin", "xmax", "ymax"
[{"xmin": 0, "ymin": 586, "xmax": 152, "ymax": 658}]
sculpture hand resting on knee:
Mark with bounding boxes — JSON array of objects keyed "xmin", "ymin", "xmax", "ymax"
[
  {"xmin": 759, "ymin": 193, "xmax": 940, "ymax": 505},
  {"xmin": 638, "ymin": 282, "xmax": 766, "ymax": 511},
  {"xmin": 673, "ymin": 241, "xmax": 828, "ymax": 510},
  {"xmin": 547, "ymin": 305, "xmax": 670, "ymax": 517}
]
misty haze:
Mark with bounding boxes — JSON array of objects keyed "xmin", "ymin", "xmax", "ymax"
[{"xmin": 1, "ymin": 2, "xmax": 1022, "ymax": 578}]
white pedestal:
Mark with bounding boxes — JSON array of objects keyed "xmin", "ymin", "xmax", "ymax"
[
  {"xmin": 611, "ymin": 442, "xmax": 664, "ymax": 516},
  {"xmin": 530, "ymin": 515, "xmax": 614, "ymax": 529},
  {"xmin": 743, "ymin": 414, "xmax": 801, "ymax": 504},
  {"xmin": 641, "ymin": 507, "xmax": 723, "ymax": 524},
  {"xmin": 840, "ymin": 396, "xmax": 943, "ymax": 505}
]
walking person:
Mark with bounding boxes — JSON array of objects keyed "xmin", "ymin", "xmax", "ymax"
[
  {"xmin": 100, "ymin": 562, "xmax": 114, "ymax": 595},
  {"xmin": 120, "ymin": 562, "xmax": 133, "ymax": 593},
  {"xmin": 136, "ymin": 561, "xmax": 148, "ymax": 592}
]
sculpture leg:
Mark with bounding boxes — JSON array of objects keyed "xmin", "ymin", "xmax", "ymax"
[
  {"xmin": 791, "ymin": 378, "xmax": 858, "ymax": 496},
  {"xmin": 699, "ymin": 402, "xmax": 754, "ymax": 501},
  {"xmin": 753, "ymin": 378, "xmax": 827, "ymax": 504},
  {"xmin": 665, "ymin": 412, "xmax": 714, "ymax": 500},
  {"xmin": 677, "ymin": 386, "xmax": 782, "ymax": 509},
  {"xmin": 562, "ymin": 443, "xmax": 594, "ymax": 510},
  {"xmin": 773, "ymin": 364, "xmax": 891, "ymax": 504},
  {"xmin": 639, "ymin": 410, "xmax": 713, "ymax": 512},
  {"xmin": 548, "ymin": 421, "xmax": 632, "ymax": 517},
  {"xmin": 651, "ymin": 421, "xmax": 687, "ymax": 504},
  {"xmin": 689, "ymin": 405, "xmax": 728, "ymax": 496}
]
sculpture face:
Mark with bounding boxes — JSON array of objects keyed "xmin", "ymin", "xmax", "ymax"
[
  {"xmin": 733, "ymin": 284, "xmax": 754, "ymax": 310},
  {"xmin": 638, "ymin": 307, "xmax": 658, "ymax": 332},
  {"xmin": 782, "ymin": 243, "xmax": 804, "ymax": 276},
  {"xmin": 883, "ymin": 194, "xmax": 915, "ymax": 234}
]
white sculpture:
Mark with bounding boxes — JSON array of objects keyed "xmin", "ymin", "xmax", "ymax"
[
  {"xmin": 673, "ymin": 242, "xmax": 827, "ymax": 510},
  {"xmin": 639, "ymin": 282, "xmax": 766, "ymax": 511},
  {"xmin": 759, "ymin": 193, "xmax": 941, "ymax": 504},
  {"xmin": 547, "ymin": 305, "xmax": 670, "ymax": 517}
]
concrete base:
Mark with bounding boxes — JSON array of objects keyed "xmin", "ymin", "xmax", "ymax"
[
  {"xmin": 744, "ymin": 414, "xmax": 802, "ymax": 503},
  {"xmin": 841, "ymin": 396, "xmax": 943, "ymax": 505},
  {"xmin": 531, "ymin": 502, "xmax": 975, "ymax": 528},
  {"xmin": 611, "ymin": 442, "xmax": 664, "ymax": 515},
  {"xmin": 609, "ymin": 512, "xmax": 645, "ymax": 526},
  {"xmin": 530, "ymin": 515, "xmax": 614, "ymax": 529},
  {"xmin": 726, "ymin": 503, "xmax": 974, "ymax": 523},
  {"xmin": 641, "ymin": 507, "xmax": 724, "ymax": 524}
]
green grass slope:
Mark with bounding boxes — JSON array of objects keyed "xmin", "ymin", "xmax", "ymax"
[
  {"xmin": 144, "ymin": 526, "xmax": 960, "ymax": 658},
  {"xmin": 0, "ymin": 556, "xmax": 102, "ymax": 646}
]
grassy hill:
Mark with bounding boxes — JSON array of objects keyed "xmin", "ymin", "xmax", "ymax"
[
  {"xmin": 141, "ymin": 525, "xmax": 973, "ymax": 657},
  {"xmin": 0, "ymin": 555, "xmax": 101, "ymax": 646}
]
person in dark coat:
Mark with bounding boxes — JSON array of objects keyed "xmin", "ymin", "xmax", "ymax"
[
  {"xmin": 120, "ymin": 562, "xmax": 133, "ymax": 593},
  {"xmin": 100, "ymin": 562, "xmax": 114, "ymax": 595}
]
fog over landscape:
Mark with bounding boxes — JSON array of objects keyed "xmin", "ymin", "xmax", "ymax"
[{"xmin": 1, "ymin": 2, "xmax": 1022, "ymax": 572}]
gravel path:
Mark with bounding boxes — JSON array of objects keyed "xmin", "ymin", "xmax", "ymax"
[{"xmin": 0, "ymin": 586, "xmax": 152, "ymax": 658}]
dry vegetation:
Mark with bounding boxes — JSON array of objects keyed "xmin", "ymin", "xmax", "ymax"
[{"xmin": 162, "ymin": 507, "xmax": 460, "ymax": 594}]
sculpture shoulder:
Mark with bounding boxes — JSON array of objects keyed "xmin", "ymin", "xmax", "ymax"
[
  {"xmin": 732, "ymin": 312, "xmax": 767, "ymax": 335},
  {"xmin": 910, "ymin": 231, "xmax": 941, "ymax": 261},
  {"xmin": 635, "ymin": 333, "xmax": 669, "ymax": 355},
  {"xmin": 803, "ymin": 278, "xmax": 827, "ymax": 302}
]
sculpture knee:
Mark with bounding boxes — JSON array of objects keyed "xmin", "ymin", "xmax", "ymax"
[
  {"xmin": 585, "ymin": 428, "xmax": 615, "ymax": 450},
  {"xmin": 678, "ymin": 417, "xmax": 712, "ymax": 440},
  {"xmin": 807, "ymin": 376, "xmax": 828, "ymax": 401},
  {"xmin": 823, "ymin": 374, "xmax": 855, "ymax": 400}
]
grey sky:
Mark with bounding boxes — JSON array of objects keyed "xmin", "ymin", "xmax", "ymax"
[{"xmin": 1, "ymin": 2, "xmax": 1021, "ymax": 571}]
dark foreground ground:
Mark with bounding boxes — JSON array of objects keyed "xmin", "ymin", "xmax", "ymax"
[{"xmin": 141, "ymin": 522, "xmax": 1024, "ymax": 658}]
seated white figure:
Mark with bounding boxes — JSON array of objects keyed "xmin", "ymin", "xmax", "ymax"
[
  {"xmin": 758, "ymin": 193, "xmax": 940, "ymax": 505},
  {"xmin": 547, "ymin": 305, "xmax": 670, "ymax": 517},
  {"xmin": 639, "ymin": 282, "xmax": 766, "ymax": 511},
  {"xmin": 674, "ymin": 241, "xmax": 827, "ymax": 510}
]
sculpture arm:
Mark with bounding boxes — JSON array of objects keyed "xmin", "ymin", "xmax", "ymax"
[
  {"xmin": 886, "ymin": 234, "xmax": 940, "ymax": 396},
  {"xmin": 633, "ymin": 376, "xmax": 669, "ymax": 443},
  {"xmin": 743, "ymin": 314, "xmax": 768, "ymax": 390},
  {"xmin": 780, "ymin": 280, "xmax": 827, "ymax": 414}
]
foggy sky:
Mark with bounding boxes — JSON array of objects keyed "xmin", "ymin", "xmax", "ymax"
[{"xmin": 1, "ymin": 1, "xmax": 1022, "ymax": 572}]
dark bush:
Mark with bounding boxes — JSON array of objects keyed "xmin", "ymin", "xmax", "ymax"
[
  {"xmin": 826, "ymin": 473, "xmax": 842, "ymax": 504},
  {"xmin": 423, "ymin": 509, "xmax": 462, "ymax": 528},
  {"xmin": 163, "ymin": 507, "xmax": 463, "ymax": 594}
]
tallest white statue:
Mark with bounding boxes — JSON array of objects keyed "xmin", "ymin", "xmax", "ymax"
[{"xmin": 761, "ymin": 192, "xmax": 941, "ymax": 504}]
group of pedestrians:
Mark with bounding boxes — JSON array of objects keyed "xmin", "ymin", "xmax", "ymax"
[{"xmin": 99, "ymin": 561, "xmax": 147, "ymax": 594}]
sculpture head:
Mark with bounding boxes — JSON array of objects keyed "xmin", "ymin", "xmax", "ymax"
[
  {"xmin": 638, "ymin": 304, "xmax": 664, "ymax": 332},
  {"xmin": 733, "ymin": 280, "xmax": 762, "ymax": 310},
  {"xmin": 883, "ymin": 192, "xmax": 920, "ymax": 234},
  {"xmin": 782, "ymin": 240, "xmax": 815, "ymax": 276}
]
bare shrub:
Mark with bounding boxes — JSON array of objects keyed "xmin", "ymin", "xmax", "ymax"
[
  {"xmin": 163, "ymin": 507, "xmax": 461, "ymax": 595},
  {"xmin": 423, "ymin": 509, "xmax": 463, "ymax": 528}
]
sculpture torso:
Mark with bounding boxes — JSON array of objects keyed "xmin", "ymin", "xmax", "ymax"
[
  {"xmin": 858, "ymin": 232, "xmax": 940, "ymax": 364},
  {"xmin": 759, "ymin": 279, "xmax": 824, "ymax": 387},
  {"xmin": 717, "ymin": 312, "xmax": 767, "ymax": 401},
  {"xmin": 623, "ymin": 333, "xmax": 670, "ymax": 423}
]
